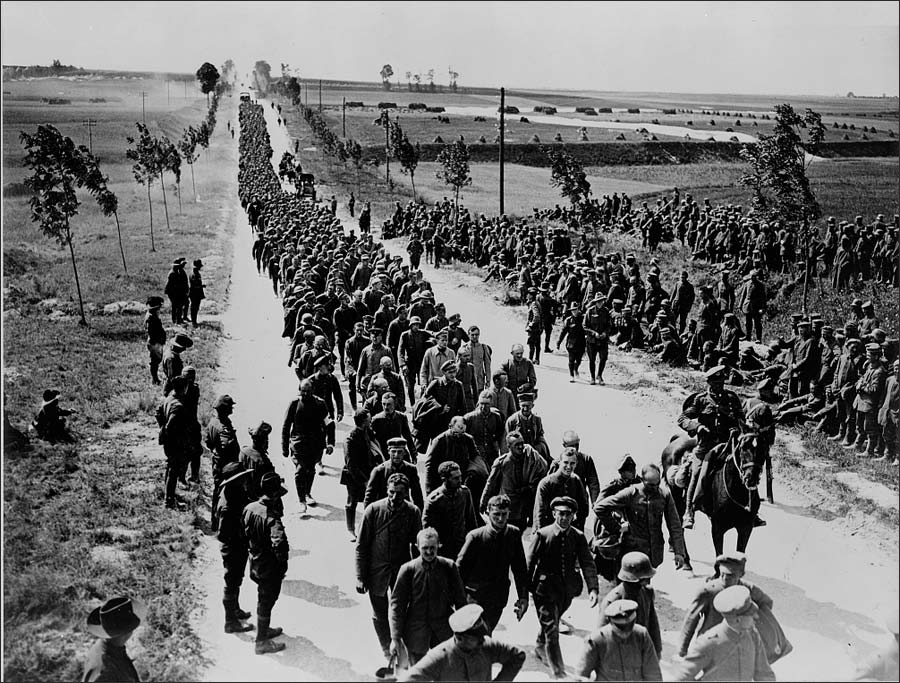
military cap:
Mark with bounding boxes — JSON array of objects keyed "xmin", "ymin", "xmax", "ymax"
[
  {"xmin": 193, "ymin": 259, "xmax": 203, "ymax": 269},
  {"xmin": 714, "ymin": 551, "xmax": 747, "ymax": 574},
  {"xmin": 440, "ymin": 359, "xmax": 457, "ymax": 372},
  {"xmin": 420, "ymin": 290, "xmax": 435, "ymax": 300},
  {"xmin": 221, "ymin": 462, "xmax": 250, "ymax": 488},
  {"xmin": 866, "ymin": 343, "xmax": 882, "ymax": 353},
  {"xmin": 797, "ymin": 319, "xmax": 811, "ymax": 328},
  {"xmin": 612, "ymin": 298, "xmax": 625, "ymax": 306},
  {"xmin": 705, "ymin": 365, "xmax": 727, "ymax": 381},
  {"xmin": 714, "ymin": 585, "xmax": 758, "ymax": 618},
  {"xmin": 259, "ymin": 471, "xmax": 289, "ymax": 498},
  {"xmin": 790, "ymin": 313, "xmax": 804, "ymax": 321},
  {"xmin": 409, "ymin": 316, "xmax": 422, "ymax": 325},
  {"xmin": 173, "ymin": 333, "xmax": 194, "ymax": 349},
  {"xmin": 812, "ymin": 318, "xmax": 825, "ymax": 328},
  {"xmin": 146, "ymin": 295, "xmax": 164, "ymax": 309},
  {"xmin": 448, "ymin": 604, "xmax": 487, "ymax": 635},
  {"xmin": 618, "ymin": 454, "xmax": 637, "ymax": 472},
  {"xmin": 550, "ymin": 495, "xmax": 578, "ymax": 512},
  {"xmin": 370, "ymin": 327, "xmax": 384, "ymax": 337},
  {"xmin": 214, "ymin": 394, "xmax": 236, "ymax": 409},
  {"xmin": 313, "ymin": 354, "xmax": 332, "ymax": 368},
  {"xmin": 847, "ymin": 338, "xmax": 863, "ymax": 349},
  {"xmin": 724, "ymin": 312, "xmax": 737, "ymax": 321},
  {"xmin": 605, "ymin": 599, "xmax": 640, "ymax": 620},
  {"xmin": 42, "ymin": 388, "xmax": 61, "ymax": 402},
  {"xmin": 449, "ymin": 313, "xmax": 462, "ymax": 323},
  {"xmin": 492, "ymin": 368, "xmax": 508, "ymax": 379},
  {"xmin": 387, "ymin": 437, "xmax": 408, "ymax": 449},
  {"xmin": 248, "ymin": 421, "xmax": 273, "ymax": 438}
]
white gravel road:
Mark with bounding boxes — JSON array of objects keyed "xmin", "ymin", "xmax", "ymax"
[{"xmin": 192, "ymin": 97, "xmax": 898, "ymax": 682}]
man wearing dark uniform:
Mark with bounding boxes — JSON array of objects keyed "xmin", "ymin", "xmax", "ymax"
[
  {"xmin": 205, "ymin": 394, "xmax": 240, "ymax": 528},
  {"xmin": 215, "ymin": 463, "xmax": 253, "ymax": 634},
  {"xmin": 281, "ymin": 379, "xmax": 332, "ymax": 513}
]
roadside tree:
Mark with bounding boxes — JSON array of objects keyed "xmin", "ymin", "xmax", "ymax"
[
  {"xmin": 436, "ymin": 139, "xmax": 472, "ymax": 229},
  {"xmin": 125, "ymin": 122, "xmax": 160, "ymax": 251},
  {"xmin": 545, "ymin": 146, "xmax": 592, "ymax": 206},
  {"xmin": 396, "ymin": 135, "xmax": 421, "ymax": 201},
  {"xmin": 196, "ymin": 62, "xmax": 220, "ymax": 105},
  {"xmin": 179, "ymin": 126, "xmax": 200, "ymax": 201},
  {"xmin": 380, "ymin": 64, "xmax": 394, "ymax": 90}
]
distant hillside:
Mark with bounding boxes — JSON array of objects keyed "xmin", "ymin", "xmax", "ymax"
[{"xmin": 3, "ymin": 64, "xmax": 195, "ymax": 81}]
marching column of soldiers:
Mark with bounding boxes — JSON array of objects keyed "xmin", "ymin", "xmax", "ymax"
[{"xmin": 120, "ymin": 99, "xmax": 898, "ymax": 682}]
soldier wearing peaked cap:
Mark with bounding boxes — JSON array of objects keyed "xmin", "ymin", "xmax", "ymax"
[
  {"xmin": 240, "ymin": 422, "xmax": 276, "ymax": 500},
  {"xmin": 527, "ymin": 494, "xmax": 599, "ymax": 678},
  {"xmin": 402, "ymin": 603, "xmax": 527, "ymax": 682},
  {"xmin": 215, "ymin": 462, "xmax": 254, "ymax": 634},
  {"xmin": 242, "ymin": 471, "xmax": 290, "ymax": 655},
  {"xmin": 674, "ymin": 585, "xmax": 775, "ymax": 681},
  {"xmin": 576, "ymin": 598, "xmax": 662, "ymax": 682}
]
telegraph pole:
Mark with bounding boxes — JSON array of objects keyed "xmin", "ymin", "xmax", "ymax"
[
  {"xmin": 141, "ymin": 91, "xmax": 146, "ymax": 123},
  {"xmin": 82, "ymin": 119, "xmax": 97, "ymax": 154},
  {"xmin": 342, "ymin": 97, "xmax": 346, "ymax": 137},
  {"xmin": 318, "ymin": 79, "xmax": 322, "ymax": 111},
  {"xmin": 499, "ymin": 87, "xmax": 506, "ymax": 215}
]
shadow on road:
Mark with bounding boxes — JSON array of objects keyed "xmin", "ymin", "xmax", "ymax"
[
  {"xmin": 271, "ymin": 633, "xmax": 368, "ymax": 680},
  {"xmin": 281, "ymin": 578, "xmax": 357, "ymax": 609}
]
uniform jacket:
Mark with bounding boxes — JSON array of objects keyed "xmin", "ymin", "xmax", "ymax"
[
  {"xmin": 598, "ymin": 583, "xmax": 662, "ymax": 656},
  {"xmin": 356, "ymin": 497, "xmax": 422, "ymax": 596},
  {"xmin": 357, "ymin": 343, "xmax": 393, "ymax": 388},
  {"xmin": 831, "ymin": 351, "xmax": 862, "ymax": 400},
  {"xmin": 424, "ymin": 377, "xmax": 467, "ymax": 421},
  {"xmin": 344, "ymin": 426, "xmax": 381, "ymax": 493},
  {"xmin": 481, "ymin": 446, "xmax": 549, "ymax": 525},
  {"xmin": 402, "ymin": 636, "xmax": 526, "ymax": 682},
  {"xmin": 673, "ymin": 621, "xmax": 775, "ymax": 682},
  {"xmin": 584, "ymin": 303, "xmax": 611, "ymax": 344},
  {"xmin": 243, "ymin": 497, "xmax": 289, "ymax": 583},
  {"xmin": 574, "ymin": 623, "xmax": 662, "ymax": 682},
  {"xmin": 309, "ymin": 371, "xmax": 344, "ymax": 418},
  {"xmin": 594, "ymin": 483, "xmax": 686, "ymax": 568},
  {"xmin": 371, "ymin": 410, "xmax": 415, "ymax": 459},
  {"xmin": 500, "ymin": 358, "xmax": 537, "ymax": 403},
  {"xmin": 677, "ymin": 389, "xmax": 744, "ymax": 451},
  {"xmin": 281, "ymin": 394, "xmax": 329, "ymax": 458},
  {"xmin": 216, "ymin": 485, "xmax": 250, "ymax": 553},
  {"xmin": 364, "ymin": 460, "xmax": 425, "ymax": 510},
  {"xmin": 456, "ymin": 523, "xmax": 527, "ymax": 602},
  {"xmin": 422, "ymin": 485, "xmax": 479, "ymax": 559},
  {"xmin": 424, "ymin": 430, "xmax": 481, "ymax": 493},
  {"xmin": 486, "ymin": 385, "xmax": 516, "ymax": 423},
  {"xmin": 389, "ymin": 556, "xmax": 467, "ymax": 653},
  {"xmin": 549, "ymin": 450, "xmax": 601, "ymax": 504},
  {"xmin": 505, "ymin": 411, "xmax": 549, "ymax": 462},
  {"xmin": 678, "ymin": 578, "xmax": 773, "ymax": 657},
  {"xmin": 420, "ymin": 345, "xmax": 456, "ymax": 386},
  {"xmin": 399, "ymin": 328, "xmax": 432, "ymax": 374},
  {"xmin": 463, "ymin": 407, "xmax": 505, "ymax": 467},
  {"xmin": 145, "ymin": 312, "xmax": 166, "ymax": 345},
  {"xmin": 239, "ymin": 445, "xmax": 275, "ymax": 500},
  {"xmin": 534, "ymin": 471, "xmax": 589, "ymax": 531},
  {"xmin": 188, "ymin": 269, "xmax": 205, "ymax": 300},
  {"xmin": 461, "ymin": 341, "xmax": 492, "ymax": 392},
  {"xmin": 526, "ymin": 523, "xmax": 599, "ymax": 600},
  {"xmin": 854, "ymin": 361, "xmax": 887, "ymax": 413},
  {"xmin": 879, "ymin": 373, "xmax": 900, "ymax": 426},
  {"xmin": 204, "ymin": 414, "xmax": 239, "ymax": 466}
]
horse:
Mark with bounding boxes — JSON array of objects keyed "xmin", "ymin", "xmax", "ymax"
[{"xmin": 663, "ymin": 431, "xmax": 768, "ymax": 556}]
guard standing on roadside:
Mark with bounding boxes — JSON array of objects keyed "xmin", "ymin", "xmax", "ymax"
[
  {"xmin": 165, "ymin": 258, "xmax": 188, "ymax": 324},
  {"xmin": 145, "ymin": 296, "xmax": 166, "ymax": 385},
  {"xmin": 205, "ymin": 394, "xmax": 240, "ymax": 530},
  {"xmin": 188, "ymin": 259, "xmax": 205, "ymax": 328},
  {"xmin": 162, "ymin": 333, "xmax": 193, "ymax": 395},
  {"xmin": 243, "ymin": 471, "xmax": 290, "ymax": 655},
  {"xmin": 215, "ymin": 463, "xmax": 254, "ymax": 634},
  {"xmin": 240, "ymin": 422, "xmax": 276, "ymax": 500},
  {"xmin": 158, "ymin": 376, "xmax": 191, "ymax": 510}
]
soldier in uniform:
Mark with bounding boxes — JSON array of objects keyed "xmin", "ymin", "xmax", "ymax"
[
  {"xmin": 575, "ymin": 599, "xmax": 662, "ymax": 682},
  {"xmin": 164, "ymin": 258, "xmax": 189, "ymax": 324},
  {"xmin": 344, "ymin": 321, "xmax": 371, "ymax": 411},
  {"xmin": 243, "ymin": 471, "xmax": 290, "ymax": 655},
  {"xmin": 679, "ymin": 365, "xmax": 745, "ymax": 529},
  {"xmin": 188, "ymin": 259, "xmax": 205, "ymax": 328},
  {"xmin": 159, "ymin": 377, "xmax": 191, "ymax": 509},
  {"xmin": 423, "ymin": 461, "xmax": 479, "ymax": 560},
  {"xmin": 205, "ymin": 394, "xmax": 240, "ymax": 528},
  {"xmin": 403, "ymin": 604, "xmax": 526, "ymax": 682},
  {"xmin": 481, "ymin": 431, "xmax": 548, "ymax": 530},
  {"xmin": 399, "ymin": 316, "xmax": 431, "ymax": 405},
  {"xmin": 145, "ymin": 296, "xmax": 166, "ymax": 385},
  {"xmin": 505, "ymin": 389, "xmax": 550, "ymax": 465},
  {"xmin": 534, "ymin": 447, "xmax": 589, "ymax": 531},
  {"xmin": 527, "ymin": 496, "xmax": 599, "ymax": 679},
  {"xmin": 598, "ymin": 552, "xmax": 662, "ymax": 657},
  {"xmin": 456, "ymin": 494, "xmax": 529, "ymax": 634},
  {"xmin": 82, "ymin": 596, "xmax": 145, "ymax": 682},
  {"xmin": 365, "ymin": 438, "xmax": 425, "ymax": 510},
  {"xmin": 162, "ymin": 333, "xmax": 192, "ymax": 395},
  {"xmin": 180, "ymin": 366, "xmax": 202, "ymax": 484},
  {"xmin": 281, "ymin": 379, "xmax": 332, "ymax": 513},
  {"xmin": 584, "ymin": 293, "xmax": 611, "ymax": 385},
  {"xmin": 239, "ymin": 422, "xmax": 275, "ymax": 500},
  {"xmin": 215, "ymin": 463, "xmax": 253, "ymax": 634},
  {"xmin": 673, "ymin": 585, "xmax": 775, "ymax": 681},
  {"xmin": 501, "ymin": 344, "xmax": 537, "ymax": 410},
  {"xmin": 847, "ymin": 343, "xmax": 888, "ymax": 457},
  {"xmin": 463, "ymin": 390, "xmax": 506, "ymax": 472}
]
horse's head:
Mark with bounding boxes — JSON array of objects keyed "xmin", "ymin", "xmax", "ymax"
[{"xmin": 733, "ymin": 432, "xmax": 767, "ymax": 490}]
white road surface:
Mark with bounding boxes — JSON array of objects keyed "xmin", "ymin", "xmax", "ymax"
[{"xmin": 193, "ymin": 97, "xmax": 898, "ymax": 682}]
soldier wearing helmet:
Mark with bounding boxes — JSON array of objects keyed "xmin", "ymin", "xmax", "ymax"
[{"xmin": 597, "ymin": 551, "xmax": 662, "ymax": 657}]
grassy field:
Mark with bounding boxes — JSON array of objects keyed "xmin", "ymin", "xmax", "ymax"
[{"xmin": 3, "ymin": 76, "xmax": 238, "ymax": 681}]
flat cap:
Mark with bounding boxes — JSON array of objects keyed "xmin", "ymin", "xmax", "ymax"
[
  {"xmin": 550, "ymin": 495, "xmax": 578, "ymax": 512},
  {"xmin": 409, "ymin": 316, "xmax": 422, "ymax": 325},
  {"xmin": 448, "ymin": 604, "xmax": 486, "ymax": 634},
  {"xmin": 387, "ymin": 437, "xmax": 408, "ymax": 449},
  {"xmin": 714, "ymin": 551, "xmax": 747, "ymax": 573},
  {"xmin": 714, "ymin": 585, "xmax": 758, "ymax": 618},
  {"xmin": 604, "ymin": 599, "xmax": 639, "ymax": 620},
  {"xmin": 866, "ymin": 343, "xmax": 882, "ymax": 353}
]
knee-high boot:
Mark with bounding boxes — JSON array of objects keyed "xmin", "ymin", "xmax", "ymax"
[{"xmin": 345, "ymin": 505, "xmax": 357, "ymax": 541}]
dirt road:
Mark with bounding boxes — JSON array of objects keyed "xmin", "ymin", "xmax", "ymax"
[{"xmin": 193, "ymin": 98, "xmax": 898, "ymax": 681}]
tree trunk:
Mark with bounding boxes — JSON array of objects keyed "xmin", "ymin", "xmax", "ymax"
[
  {"xmin": 147, "ymin": 180, "xmax": 155, "ymax": 252},
  {"xmin": 190, "ymin": 162, "xmax": 197, "ymax": 201},
  {"xmin": 113, "ymin": 210, "xmax": 127, "ymax": 275},
  {"xmin": 159, "ymin": 172, "xmax": 171, "ymax": 232},
  {"xmin": 176, "ymin": 179, "xmax": 183, "ymax": 214},
  {"xmin": 65, "ymin": 222, "xmax": 87, "ymax": 326}
]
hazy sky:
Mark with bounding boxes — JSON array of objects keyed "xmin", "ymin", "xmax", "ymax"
[{"xmin": 2, "ymin": 1, "xmax": 897, "ymax": 96}]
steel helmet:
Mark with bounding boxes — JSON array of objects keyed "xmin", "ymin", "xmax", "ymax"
[{"xmin": 618, "ymin": 551, "xmax": 656, "ymax": 582}]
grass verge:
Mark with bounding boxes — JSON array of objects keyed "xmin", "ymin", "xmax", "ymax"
[{"xmin": 3, "ymin": 78, "xmax": 239, "ymax": 681}]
